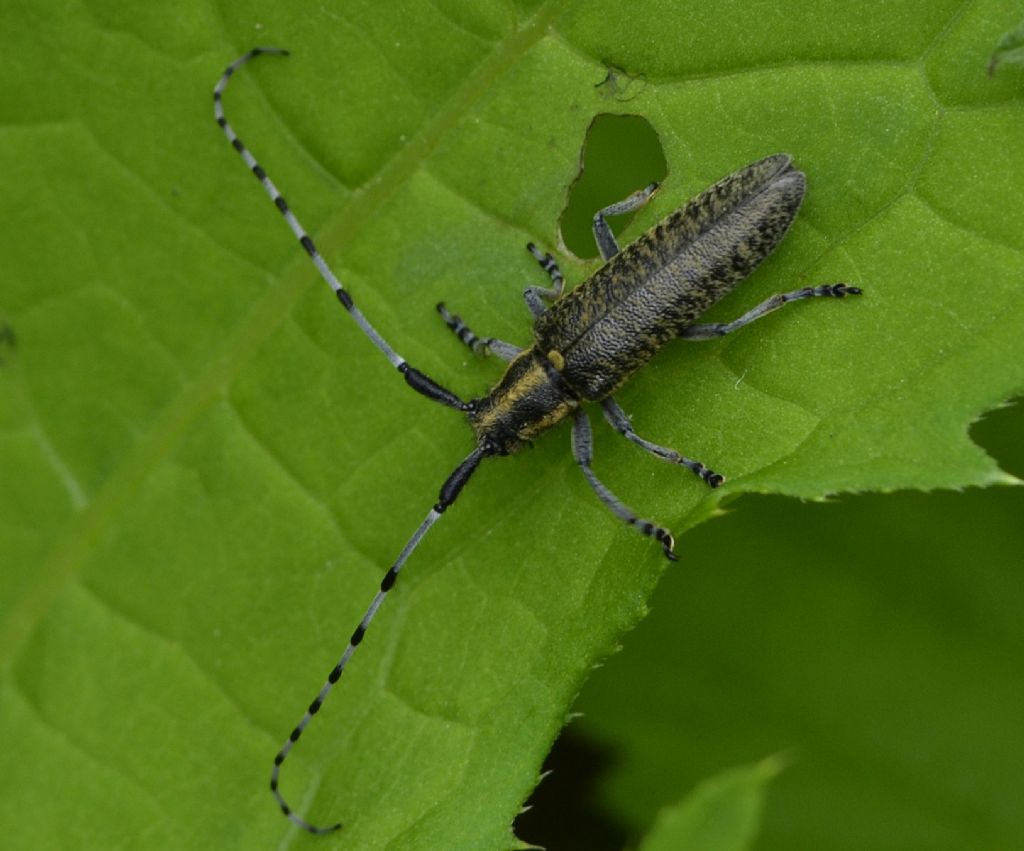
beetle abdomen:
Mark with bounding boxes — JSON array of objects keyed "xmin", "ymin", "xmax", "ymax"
[{"xmin": 535, "ymin": 154, "xmax": 806, "ymax": 399}]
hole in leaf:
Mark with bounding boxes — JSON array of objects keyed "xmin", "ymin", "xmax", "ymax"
[
  {"xmin": 514, "ymin": 729, "xmax": 627, "ymax": 850},
  {"xmin": 560, "ymin": 114, "xmax": 668, "ymax": 259},
  {"xmin": 970, "ymin": 396, "xmax": 1024, "ymax": 479}
]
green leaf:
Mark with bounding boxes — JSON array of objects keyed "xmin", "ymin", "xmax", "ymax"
[
  {"xmin": 635, "ymin": 758, "xmax": 782, "ymax": 851},
  {"xmin": 0, "ymin": 2, "xmax": 1021, "ymax": 849}
]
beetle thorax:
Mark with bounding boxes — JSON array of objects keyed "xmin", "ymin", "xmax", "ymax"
[{"xmin": 469, "ymin": 348, "xmax": 579, "ymax": 455}]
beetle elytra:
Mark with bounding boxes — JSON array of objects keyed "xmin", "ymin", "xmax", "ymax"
[{"xmin": 214, "ymin": 47, "xmax": 861, "ymax": 835}]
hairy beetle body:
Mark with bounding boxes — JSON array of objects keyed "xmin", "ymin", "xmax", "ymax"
[
  {"xmin": 475, "ymin": 154, "xmax": 806, "ymax": 452},
  {"xmin": 536, "ymin": 154, "xmax": 805, "ymax": 399}
]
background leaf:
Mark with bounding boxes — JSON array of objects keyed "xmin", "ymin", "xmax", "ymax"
[
  {"xmin": 0, "ymin": 1, "xmax": 1021, "ymax": 849},
  {"xmin": 635, "ymin": 758, "xmax": 781, "ymax": 851}
]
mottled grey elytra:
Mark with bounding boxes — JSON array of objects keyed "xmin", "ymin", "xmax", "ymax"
[{"xmin": 214, "ymin": 47, "xmax": 861, "ymax": 835}]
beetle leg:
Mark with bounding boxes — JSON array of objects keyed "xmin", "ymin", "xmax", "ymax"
[
  {"xmin": 528, "ymin": 242, "xmax": 565, "ymax": 289},
  {"xmin": 592, "ymin": 182, "xmax": 660, "ymax": 261},
  {"xmin": 435, "ymin": 303, "xmax": 522, "ymax": 362},
  {"xmin": 601, "ymin": 398, "xmax": 724, "ymax": 488},
  {"xmin": 523, "ymin": 242, "xmax": 565, "ymax": 317},
  {"xmin": 571, "ymin": 409, "xmax": 677, "ymax": 560},
  {"xmin": 679, "ymin": 283, "xmax": 863, "ymax": 340}
]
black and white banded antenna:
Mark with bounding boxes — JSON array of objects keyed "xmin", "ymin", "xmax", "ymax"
[{"xmin": 214, "ymin": 47, "xmax": 492, "ymax": 835}]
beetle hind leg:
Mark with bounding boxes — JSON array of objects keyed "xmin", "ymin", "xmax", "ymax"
[
  {"xmin": 679, "ymin": 283, "xmax": 862, "ymax": 340},
  {"xmin": 602, "ymin": 398, "xmax": 724, "ymax": 488},
  {"xmin": 571, "ymin": 409, "xmax": 678, "ymax": 560}
]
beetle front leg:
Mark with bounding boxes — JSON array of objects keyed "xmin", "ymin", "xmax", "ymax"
[
  {"xmin": 679, "ymin": 283, "xmax": 862, "ymax": 340},
  {"xmin": 436, "ymin": 303, "xmax": 522, "ymax": 362},
  {"xmin": 601, "ymin": 398, "xmax": 724, "ymax": 488},
  {"xmin": 571, "ymin": 408, "xmax": 677, "ymax": 560}
]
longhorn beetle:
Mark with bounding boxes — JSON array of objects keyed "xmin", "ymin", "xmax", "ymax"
[{"xmin": 214, "ymin": 47, "xmax": 861, "ymax": 835}]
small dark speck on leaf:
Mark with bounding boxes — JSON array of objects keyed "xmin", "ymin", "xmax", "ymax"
[
  {"xmin": 0, "ymin": 322, "xmax": 16, "ymax": 365},
  {"xmin": 595, "ymin": 64, "xmax": 647, "ymax": 102}
]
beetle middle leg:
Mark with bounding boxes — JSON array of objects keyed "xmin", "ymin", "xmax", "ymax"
[
  {"xmin": 679, "ymin": 283, "xmax": 862, "ymax": 340},
  {"xmin": 593, "ymin": 182, "xmax": 659, "ymax": 260},
  {"xmin": 435, "ymin": 303, "xmax": 522, "ymax": 362},
  {"xmin": 571, "ymin": 408, "xmax": 677, "ymax": 560},
  {"xmin": 601, "ymin": 398, "xmax": 724, "ymax": 488}
]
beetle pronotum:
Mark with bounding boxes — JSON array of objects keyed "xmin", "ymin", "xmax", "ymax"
[{"xmin": 214, "ymin": 47, "xmax": 861, "ymax": 834}]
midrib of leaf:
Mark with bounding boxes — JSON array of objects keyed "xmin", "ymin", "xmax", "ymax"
[{"xmin": 0, "ymin": 1, "xmax": 564, "ymax": 666}]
